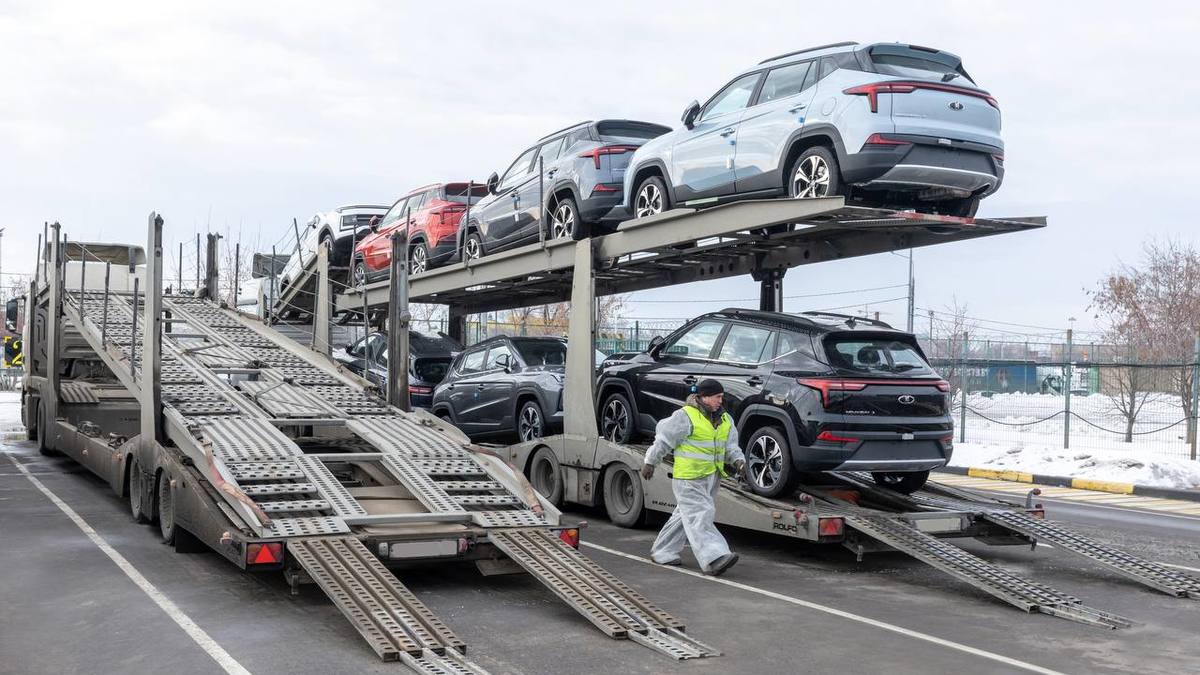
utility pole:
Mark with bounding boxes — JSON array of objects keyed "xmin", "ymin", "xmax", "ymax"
[
  {"xmin": 1190, "ymin": 334, "xmax": 1199, "ymax": 460},
  {"xmin": 1064, "ymin": 324, "xmax": 1074, "ymax": 449}
]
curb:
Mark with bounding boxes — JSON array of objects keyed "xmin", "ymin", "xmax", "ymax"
[{"xmin": 935, "ymin": 466, "xmax": 1200, "ymax": 503}]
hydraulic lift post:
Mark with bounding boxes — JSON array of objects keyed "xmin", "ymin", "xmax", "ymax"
[
  {"xmin": 754, "ymin": 267, "xmax": 786, "ymax": 312},
  {"xmin": 386, "ymin": 230, "xmax": 410, "ymax": 411}
]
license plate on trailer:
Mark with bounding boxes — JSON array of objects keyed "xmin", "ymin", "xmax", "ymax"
[
  {"xmin": 912, "ymin": 517, "xmax": 964, "ymax": 533},
  {"xmin": 388, "ymin": 540, "xmax": 459, "ymax": 559}
]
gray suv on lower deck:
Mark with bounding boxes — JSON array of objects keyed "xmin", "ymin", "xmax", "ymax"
[{"xmin": 624, "ymin": 41, "xmax": 1004, "ymax": 219}]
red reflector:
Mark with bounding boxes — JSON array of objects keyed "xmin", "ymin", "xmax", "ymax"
[
  {"xmin": 818, "ymin": 517, "xmax": 844, "ymax": 536},
  {"xmin": 939, "ymin": 433, "xmax": 954, "ymax": 443},
  {"xmin": 816, "ymin": 430, "xmax": 859, "ymax": 444},
  {"xmin": 247, "ymin": 542, "xmax": 283, "ymax": 565},
  {"xmin": 408, "ymin": 385, "xmax": 433, "ymax": 394},
  {"xmin": 558, "ymin": 528, "xmax": 580, "ymax": 549},
  {"xmin": 935, "ymin": 380, "xmax": 950, "ymax": 392},
  {"xmin": 590, "ymin": 182, "xmax": 621, "ymax": 194},
  {"xmin": 862, "ymin": 133, "xmax": 911, "ymax": 148}
]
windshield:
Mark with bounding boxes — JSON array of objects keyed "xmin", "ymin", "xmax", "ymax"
[
  {"xmin": 514, "ymin": 340, "xmax": 567, "ymax": 366},
  {"xmin": 823, "ymin": 336, "xmax": 932, "ymax": 376},
  {"xmin": 413, "ymin": 357, "xmax": 451, "ymax": 384}
]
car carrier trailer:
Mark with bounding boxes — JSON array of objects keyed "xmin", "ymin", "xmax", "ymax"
[
  {"xmin": 330, "ymin": 195, "xmax": 1200, "ymax": 629},
  {"xmin": 21, "ymin": 216, "xmax": 721, "ymax": 674}
]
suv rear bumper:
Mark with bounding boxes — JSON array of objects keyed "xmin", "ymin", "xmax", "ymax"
[
  {"xmin": 842, "ymin": 134, "xmax": 1004, "ymax": 198},
  {"xmin": 793, "ymin": 432, "xmax": 953, "ymax": 473}
]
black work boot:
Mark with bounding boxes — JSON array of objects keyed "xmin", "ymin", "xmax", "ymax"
[{"xmin": 705, "ymin": 553, "xmax": 739, "ymax": 576}]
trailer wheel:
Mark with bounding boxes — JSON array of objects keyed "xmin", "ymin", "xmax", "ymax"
[
  {"xmin": 35, "ymin": 400, "xmax": 58, "ymax": 456},
  {"xmin": 128, "ymin": 459, "xmax": 150, "ymax": 524},
  {"xmin": 603, "ymin": 463, "xmax": 646, "ymax": 528},
  {"xmin": 871, "ymin": 470, "xmax": 929, "ymax": 495},
  {"xmin": 158, "ymin": 473, "xmax": 176, "ymax": 544},
  {"xmin": 529, "ymin": 448, "xmax": 563, "ymax": 506},
  {"xmin": 744, "ymin": 426, "xmax": 798, "ymax": 498}
]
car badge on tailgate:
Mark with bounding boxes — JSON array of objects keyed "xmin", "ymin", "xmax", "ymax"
[
  {"xmin": 897, "ymin": 394, "xmax": 916, "ymax": 404},
  {"xmin": 948, "ymin": 101, "xmax": 964, "ymax": 110}
]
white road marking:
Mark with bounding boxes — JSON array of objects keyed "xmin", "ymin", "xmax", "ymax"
[
  {"xmin": 6, "ymin": 454, "xmax": 252, "ymax": 675},
  {"xmin": 582, "ymin": 541, "xmax": 1066, "ymax": 675}
]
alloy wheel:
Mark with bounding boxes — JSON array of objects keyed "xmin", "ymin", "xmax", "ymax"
[
  {"xmin": 792, "ymin": 155, "xmax": 831, "ymax": 198},
  {"xmin": 635, "ymin": 183, "xmax": 663, "ymax": 218},
  {"xmin": 551, "ymin": 203, "xmax": 575, "ymax": 239},
  {"xmin": 410, "ymin": 246, "xmax": 427, "ymax": 275},
  {"xmin": 519, "ymin": 405, "xmax": 543, "ymax": 441},
  {"xmin": 464, "ymin": 237, "xmax": 482, "ymax": 260},
  {"xmin": 601, "ymin": 398, "xmax": 630, "ymax": 442},
  {"xmin": 746, "ymin": 434, "xmax": 784, "ymax": 490},
  {"xmin": 353, "ymin": 262, "xmax": 367, "ymax": 289}
]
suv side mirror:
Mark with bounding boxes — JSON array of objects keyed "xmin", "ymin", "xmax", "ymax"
[
  {"xmin": 368, "ymin": 215, "xmax": 380, "ymax": 233},
  {"xmin": 681, "ymin": 100, "xmax": 701, "ymax": 130},
  {"xmin": 494, "ymin": 353, "xmax": 513, "ymax": 372},
  {"xmin": 486, "ymin": 172, "xmax": 500, "ymax": 195},
  {"xmin": 647, "ymin": 335, "xmax": 665, "ymax": 352}
]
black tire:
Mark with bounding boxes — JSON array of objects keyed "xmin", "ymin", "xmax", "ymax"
[
  {"xmin": 463, "ymin": 231, "xmax": 484, "ymax": 261},
  {"xmin": 744, "ymin": 426, "xmax": 798, "ymax": 498},
  {"xmin": 788, "ymin": 146, "xmax": 842, "ymax": 199},
  {"xmin": 871, "ymin": 470, "xmax": 930, "ymax": 495},
  {"xmin": 599, "ymin": 392, "xmax": 634, "ymax": 445},
  {"xmin": 352, "ymin": 258, "xmax": 369, "ymax": 289},
  {"xmin": 128, "ymin": 459, "xmax": 150, "ymax": 524},
  {"xmin": 35, "ymin": 400, "xmax": 57, "ymax": 456},
  {"xmin": 939, "ymin": 196, "xmax": 980, "ymax": 218},
  {"xmin": 632, "ymin": 175, "xmax": 669, "ymax": 219},
  {"xmin": 24, "ymin": 395, "xmax": 36, "ymax": 441},
  {"xmin": 158, "ymin": 472, "xmax": 177, "ymax": 544},
  {"xmin": 603, "ymin": 463, "xmax": 646, "ymax": 528},
  {"xmin": 409, "ymin": 241, "xmax": 429, "ymax": 275},
  {"xmin": 549, "ymin": 196, "xmax": 586, "ymax": 241},
  {"xmin": 529, "ymin": 447, "xmax": 564, "ymax": 506},
  {"xmin": 516, "ymin": 400, "xmax": 545, "ymax": 442}
]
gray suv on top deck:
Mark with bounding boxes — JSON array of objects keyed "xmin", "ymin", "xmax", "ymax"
[
  {"xmin": 624, "ymin": 42, "xmax": 1004, "ymax": 219},
  {"xmin": 459, "ymin": 119, "xmax": 670, "ymax": 260}
]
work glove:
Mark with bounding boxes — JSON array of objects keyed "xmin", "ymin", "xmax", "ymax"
[
  {"xmin": 733, "ymin": 460, "xmax": 746, "ymax": 480},
  {"xmin": 641, "ymin": 463, "xmax": 655, "ymax": 480}
]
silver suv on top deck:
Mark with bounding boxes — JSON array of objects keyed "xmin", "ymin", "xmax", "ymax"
[{"xmin": 623, "ymin": 42, "xmax": 1004, "ymax": 219}]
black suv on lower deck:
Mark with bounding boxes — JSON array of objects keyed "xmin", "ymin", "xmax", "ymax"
[{"xmin": 595, "ymin": 309, "xmax": 952, "ymax": 495}]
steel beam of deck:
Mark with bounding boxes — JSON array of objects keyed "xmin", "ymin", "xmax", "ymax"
[{"xmin": 335, "ymin": 199, "xmax": 1044, "ymax": 314}]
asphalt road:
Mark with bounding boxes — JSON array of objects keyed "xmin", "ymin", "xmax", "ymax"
[{"xmin": 2, "ymin": 439, "xmax": 1199, "ymax": 675}]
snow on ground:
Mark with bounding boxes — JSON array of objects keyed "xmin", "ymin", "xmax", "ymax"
[
  {"xmin": 949, "ymin": 441, "xmax": 1200, "ymax": 490},
  {"xmin": 0, "ymin": 391, "xmax": 22, "ymax": 431}
]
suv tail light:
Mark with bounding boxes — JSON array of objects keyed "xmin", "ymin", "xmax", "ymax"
[
  {"xmin": 862, "ymin": 133, "xmax": 911, "ymax": 150},
  {"xmin": 797, "ymin": 378, "xmax": 867, "ymax": 407},
  {"xmin": 579, "ymin": 145, "xmax": 639, "ymax": 170},
  {"xmin": 844, "ymin": 81, "xmax": 999, "ymax": 112}
]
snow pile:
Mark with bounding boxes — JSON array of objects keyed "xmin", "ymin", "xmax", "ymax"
[
  {"xmin": 950, "ymin": 440, "xmax": 1200, "ymax": 490},
  {"xmin": 0, "ymin": 391, "xmax": 22, "ymax": 431}
]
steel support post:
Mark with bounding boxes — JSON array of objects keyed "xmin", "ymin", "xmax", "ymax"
[
  {"xmin": 1190, "ymin": 335, "xmax": 1199, "ymax": 460},
  {"xmin": 205, "ymin": 233, "xmax": 219, "ymax": 302},
  {"xmin": 45, "ymin": 222, "xmax": 62, "ymax": 425},
  {"xmin": 101, "ymin": 262, "xmax": 111, "ymax": 346},
  {"xmin": 141, "ymin": 213, "xmax": 164, "ymax": 443},
  {"xmin": 958, "ymin": 332, "xmax": 968, "ymax": 444},
  {"xmin": 233, "ymin": 242, "xmax": 241, "ymax": 309},
  {"xmin": 447, "ymin": 308, "xmax": 466, "ymax": 345},
  {"xmin": 563, "ymin": 238, "xmax": 598, "ymax": 437},
  {"xmin": 753, "ymin": 267, "xmax": 785, "ymax": 312},
  {"xmin": 178, "ymin": 242, "xmax": 183, "ymax": 293},
  {"xmin": 1064, "ymin": 328, "xmax": 1073, "ymax": 449},
  {"xmin": 312, "ymin": 240, "xmax": 332, "ymax": 356},
  {"xmin": 386, "ymin": 230, "xmax": 411, "ymax": 411},
  {"xmin": 195, "ymin": 234, "xmax": 201, "ymax": 291},
  {"xmin": 269, "ymin": 245, "xmax": 278, "ymax": 322},
  {"xmin": 130, "ymin": 277, "xmax": 140, "ymax": 374}
]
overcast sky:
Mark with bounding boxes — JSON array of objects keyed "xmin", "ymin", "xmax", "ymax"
[{"xmin": 2, "ymin": 1, "xmax": 1197, "ymax": 340}]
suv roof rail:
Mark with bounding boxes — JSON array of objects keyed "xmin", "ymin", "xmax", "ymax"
[
  {"xmin": 537, "ymin": 121, "xmax": 592, "ymax": 142},
  {"xmin": 758, "ymin": 41, "xmax": 859, "ymax": 65},
  {"xmin": 799, "ymin": 311, "xmax": 894, "ymax": 329}
]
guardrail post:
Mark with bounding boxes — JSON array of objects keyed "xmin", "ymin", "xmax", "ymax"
[
  {"xmin": 205, "ymin": 233, "xmax": 219, "ymax": 302},
  {"xmin": 1064, "ymin": 328, "xmax": 1073, "ymax": 449},
  {"xmin": 178, "ymin": 242, "xmax": 183, "ymax": 293},
  {"xmin": 958, "ymin": 331, "xmax": 967, "ymax": 444}
]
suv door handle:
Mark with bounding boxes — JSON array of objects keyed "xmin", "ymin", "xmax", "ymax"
[
  {"xmin": 747, "ymin": 376, "xmax": 763, "ymax": 387},
  {"xmin": 546, "ymin": 168, "xmax": 557, "ymax": 178},
  {"xmin": 476, "ymin": 383, "xmax": 486, "ymax": 389},
  {"xmin": 788, "ymin": 104, "xmax": 807, "ymax": 113},
  {"xmin": 683, "ymin": 376, "xmax": 698, "ymax": 385},
  {"xmin": 719, "ymin": 127, "xmax": 735, "ymax": 137}
]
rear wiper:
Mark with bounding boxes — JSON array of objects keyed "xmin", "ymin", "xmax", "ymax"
[
  {"xmin": 891, "ymin": 364, "xmax": 918, "ymax": 372},
  {"xmin": 941, "ymin": 72, "xmax": 960, "ymax": 83}
]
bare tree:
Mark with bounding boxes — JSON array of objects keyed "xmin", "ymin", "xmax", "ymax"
[
  {"xmin": 933, "ymin": 296, "xmax": 977, "ymax": 395},
  {"xmin": 496, "ymin": 294, "xmax": 630, "ymax": 342}
]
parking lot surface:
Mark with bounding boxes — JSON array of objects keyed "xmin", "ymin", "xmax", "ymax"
[{"xmin": 3, "ymin": 439, "xmax": 1199, "ymax": 675}]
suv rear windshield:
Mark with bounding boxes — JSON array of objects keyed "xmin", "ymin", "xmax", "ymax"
[
  {"xmin": 867, "ymin": 45, "xmax": 974, "ymax": 84},
  {"xmin": 442, "ymin": 183, "xmax": 489, "ymax": 205},
  {"xmin": 594, "ymin": 120, "xmax": 671, "ymax": 141},
  {"xmin": 514, "ymin": 340, "xmax": 567, "ymax": 366},
  {"xmin": 413, "ymin": 357, "xmax": 451, "ymax": 384},
  {"xmin": 823, "ymin": 335, "xmax": 932, "ymax": 376}
]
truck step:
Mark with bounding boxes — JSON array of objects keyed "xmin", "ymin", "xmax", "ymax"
[
  {"xmin": 489, "ymin": 530, "xmax": 716, "ymax": 659},
  {"xmin": 227, "ymin": 461, "xmax": 307, "ymax": 481},
  {"xmin": 379, "ymin": 454, "xmax": 468, "ymax": 514},
  {"xmin": 257, "ymin": 499, "xmax": 330, "ymax": 513},
  {"xmin": 263, "ymin": 516, "xmax": 350, "ymax": 538},
  {"xmin": 288, "ymin": 537, "xmax": 469, "ymax": 662},
  {"xmin": 240, "ymin": 482, "xmax": 317, "ymax": 497},
  {"xmin": 983, "ymin": 511, "xmax": 1200, "ymax": 599},
  {"xmin": 845, "ymin": 514, "xmax": 1131, "ymax": 628}
]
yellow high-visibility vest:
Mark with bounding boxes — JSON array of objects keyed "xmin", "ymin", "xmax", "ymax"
[{"xmin": 673, "ymin": 405, "xmax": 732, "ymax": 480}]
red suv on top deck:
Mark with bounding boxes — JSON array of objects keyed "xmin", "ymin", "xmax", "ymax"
[{"xmin": 352, "ymin": 182, "xmax": 487, "ymax": 285}]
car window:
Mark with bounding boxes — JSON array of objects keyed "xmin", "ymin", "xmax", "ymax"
[
  {"xmin": 537, "ymin": 137, "xmax": 566, "ymax": 165},
  {"xmin": 377, "ymin": 347, "xmax": 388, "ymax": 367},
  {"xmin": 666, "ymin": 320, "xmax": 726, "ymax": 359},
  {"xmin": 563, "ymin": 128, "xmax": 591, "ymax": 153},
  {"xmin": 499, "ymin": 148, "xmax": 538, "ymax": 191},
  {"xmin": 759, "ymin": 61, "xmax": 814, "ymax": 104},
  {"xmin": 365, "ymin": 334, "xmax": 386, "ymax": 363},
  {"xmin": 347, "ymin": 336, "xmax": 368, "ymax": 357},
  {"xmin": 824, "ymin": 337, "xmax": 933, "ymax": 375},
  {"xmin": 700, "ymin": 73, "xmax": 761, "ymax": 122},
  {"xmin": 485, "ymin": 345, "xmax": 515, "ymax": 369},
  {"xmin": 405, "ymin": 191, "xmax": 427, "ymax": 215},
  {"xmin": 460, "ymin": 348, "xmax": 486, "ymax": 373},
  {"xmin": 773, "ymin": 331, "xmax": 822, "ymax": 368},
  {"xmin": 716, "ymin": 324, "xmax": 772, "ymax": 363},
  {"xmin": 514, "ymin": 340, "xmax": 567, "ymax": 366},
  {"xmin": 379, "ymin": 199, "xmax": 408, "ymax": 229}
]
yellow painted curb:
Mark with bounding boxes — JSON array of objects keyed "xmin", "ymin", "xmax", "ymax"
[
  {"xmin": 1071, "ymin": 478, "xmax": 1134, "ymax": 494},
  {"xmin": 967, "ymin": 468, "xmax": 1033, "ymax": 483}
]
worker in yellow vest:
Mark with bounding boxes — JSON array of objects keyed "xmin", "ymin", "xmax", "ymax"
[{"xmin": 641, "ymin": 378, "xmax": 745, "ymax": 576}]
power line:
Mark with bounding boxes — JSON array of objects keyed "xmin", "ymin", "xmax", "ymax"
[{"xmin": 625, "ymin": 283, "xmax": 908, "ymax": 304}]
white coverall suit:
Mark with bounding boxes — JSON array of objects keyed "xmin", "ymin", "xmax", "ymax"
[{"xmin": 643, "ymin": 399, "xmax": 745, "ymax": 570}]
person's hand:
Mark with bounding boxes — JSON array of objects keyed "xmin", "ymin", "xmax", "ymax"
[
  {"xmin": 733, "ymin": 460, "xmax": 746, "ymax": 479},
  {"xmin": 641, "ymin": 463, "xmax": 655, "ymax": 480}
]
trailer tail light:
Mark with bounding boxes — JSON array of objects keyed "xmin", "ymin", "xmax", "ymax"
[
  {"xmin": 862, "ymin": 133, "xmax": 911, "ymax": 149},
  {"xmin": 816, "ymin": 430, "xmax": 859, "ymax": 444},
  {"xmin": 579, "ymin": 145, "xmax": 639, "ymax": 170},
  {"xmin": 558, "ymin": 528, "xmax": 580, "ymax": 549},
  {"xmin": 844, "ymin": 81, "xmax": 999, "ymax": 112},
  {"xmin": 246, "ymin": 542, "xmax": 283, "ymax": 566},
  {"xmin": 818, "ymin": 517, "xmax": 844, "ymax": 537},
  {"xmin": 797, "ymin": 378, "xmax": 867, "ymax": 407}
]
